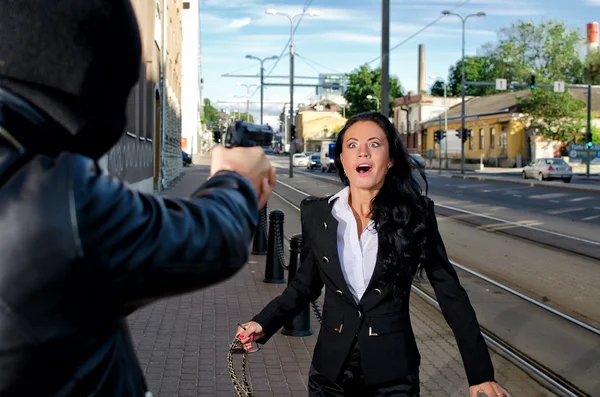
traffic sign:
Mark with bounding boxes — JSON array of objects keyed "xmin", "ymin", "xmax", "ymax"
[
  {"xmin": 553, "ymin": 81, "xmax": 565, "ymax": 93},
  {"xmin": 495, "ymin": 78, "xmax": 507, "ymax": 91}
]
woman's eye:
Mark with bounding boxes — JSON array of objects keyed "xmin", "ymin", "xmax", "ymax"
[
  {"xmin": 348, "ymin": 142, "xmax": 357, "ymax": 148},
  {"xmin": 369, "ymin": 142, "xmax": 380, "ymax": 147}
]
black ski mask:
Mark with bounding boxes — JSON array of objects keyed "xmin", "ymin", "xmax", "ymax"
[{"xmin": 0, "ymin": 0, "xmax": 142, "ymax": 160}]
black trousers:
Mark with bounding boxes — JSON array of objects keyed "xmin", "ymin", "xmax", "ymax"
[{"xmin": 308, "ymin": 342, "xmax": 420, "ymax": 397}]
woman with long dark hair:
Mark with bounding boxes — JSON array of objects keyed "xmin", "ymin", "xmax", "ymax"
[{"xmin": 236, "ymin": 112, "xmax": 510, "ymax": 397}]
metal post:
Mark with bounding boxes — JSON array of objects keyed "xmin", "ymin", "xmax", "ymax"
[
  {"xmin": 282, "ymin": 234, "xmax": 313, "ymax": 337},
  {"xmin": 246, "ymin": 97, "xmax": 250, "ymax": 122},
  {"xmin": 264, "ymin": 210, "xmax": 285, "ymax": 284},
  {"xmin": 260, "ymin": 64, "xmax": 264, "ymax": 124},
  {"xmin": 438, "ymin": 115, "xmax": 442, "ymax": 174},
  {"xmin": 444, "ymin": 81, "xmax": 448, "ymax": 169},
  {"xmin": 460, "ymin": 18, "xmax": 466, "ymax": 175},
  {"xmin": 289, "ymin": 20, "xmax": 295, "ymax": 178},
  {"xmin": 251, "ymin": 205, "xmax": 268, "ymax": 255},
  {"xmin": 587, "ymin": 84, "xmax": 592, "ymax": 179},
  {"xmin": 381, "ymin": 0, "xmax": 390, "ymax": 116}
]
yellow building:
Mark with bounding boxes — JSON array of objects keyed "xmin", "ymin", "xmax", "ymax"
[{"xmin": 297, "ymin": 98, "xmax": 347, "ymax": 143}]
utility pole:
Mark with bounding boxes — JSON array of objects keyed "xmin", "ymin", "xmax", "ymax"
[
  {"xmin": 245, "ymin": 55, "xmax": 278, "ymax": 124},
  {"xmin": 381, "ymin": 0, "xmax": 390, "ymax": 117}
]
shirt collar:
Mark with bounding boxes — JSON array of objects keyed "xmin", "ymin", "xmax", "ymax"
[{"xmin": 328, "ymin": 186, "xmax": 349, "ymax": 205}]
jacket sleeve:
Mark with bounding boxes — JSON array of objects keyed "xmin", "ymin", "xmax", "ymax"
[
  {"xmin": 251, "ymin": 197, "xmax": 324, "ymax": 343},
  {"xmin": 422, "ymin": 198, "xmax": 495, "ymax": 386},
  {"xmin": 71, "ymin": 157, "xmax": 259, "ymax": 313}
]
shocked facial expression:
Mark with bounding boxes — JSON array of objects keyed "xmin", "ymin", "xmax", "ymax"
[{"xmin": 339, "ymin": 121, "xmax": 392, "ymax": 191}]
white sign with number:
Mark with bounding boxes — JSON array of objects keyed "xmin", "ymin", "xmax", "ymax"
[
  {"xmin": 495, "ymin": 78, "xmax": 507, "ymax": 91},
  {"xmin": 554, "ymin": 81, "xmax": 565, "ymax": 93}
]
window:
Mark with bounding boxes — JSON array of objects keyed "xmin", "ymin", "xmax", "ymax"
[
  {"xmin": 469, "ymin": 134, "xmax": 473, "ymax": 150},
  {"xmin": 501, "ymin": 126, "xmax": 507, "ymax": 149},
  {"xmin": 400, "ymin": 122, "xmax": 405, "ymax": 134},
  {"xmin": 479, "ymin": 128, "xmax": 484, "ymax": 149},
  {"xmin": 413, "ymin": 120, "xmax": 418, "ymax": 134},
  {"xmin": 490, "ymin": 127, "xmax": 495, "ymax": 148}
]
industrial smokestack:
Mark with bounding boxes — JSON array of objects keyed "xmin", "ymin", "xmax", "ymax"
[
  {"xmin": 418, "ymin": 44, "xmax": 425, "ymax": 95},
  {"xmin": 587, "ymin": 22, "xmax": 599, "ymax": 53}
]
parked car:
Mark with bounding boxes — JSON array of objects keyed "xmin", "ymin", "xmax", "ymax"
[
  {"xmin": 306, "ymin": 153, "xmax": 321, "ymax": 170},
  {"xmin": 182, "ymin": 151, "xmax": 192, "ymax": 167},
  {"xmin": 292, "ymin": 153, "xmax": 309, "ymax": 167},
  {"xmin": 522, "ymin": 157, "xmax": 573, "ymax": 183},
  {"xmin": 409, "ymin": 153, "xmax": 425, "ymax": 169}
]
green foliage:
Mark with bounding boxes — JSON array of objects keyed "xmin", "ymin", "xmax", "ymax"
[
  {"xmin": 517, "ymin": 89, "xmax": 587, "ymax": 142},
  {"xmin": 447, "ymin": 56, "xmax": 495, "ymax": 97},
  {"xmin": 430, "ymin": 80, "xmax": 446, "ymax": 97},
  {"xmin": 201, "ymin": 98, "xmax": 220, "ymax": 127},
  {"xmin": 343, "ymin": 64, "xmax": 403, "ymax": 117},
  {"xmin": 583, "ymin": 50, "xmax": 600, "ymax": 85}
]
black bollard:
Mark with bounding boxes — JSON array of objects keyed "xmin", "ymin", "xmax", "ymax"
[
  {"xmin": 263, "ymin": 209, "xmax": 285, "ymax": 284},
  {"xmin": 251, "ymin": 206, "xmax": 268, "ymax": 255},
  {"xmin": 282, "ymin": 233, "xmax": 313, "ymax": 337}
]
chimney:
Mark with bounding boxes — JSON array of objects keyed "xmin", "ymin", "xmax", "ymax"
[{"xmin": 418, "ymin": 44, "xmax": 425, "ymax": 95}]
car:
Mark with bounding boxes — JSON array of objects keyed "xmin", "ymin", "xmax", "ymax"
[
  {"xmin": 522, "ymin": 157, "xmax": 573, "ymax": 183},
  {"xmin": 306, "ymin": 153, "xmax": 321, "ymax": 170},
  {"xmin": 409, "ymin": 153, "xmax": 425, "ymax": 169},
  {"xmin": 292, "ymin": 153, "xmax": 309, "ymax": 167},
  {"xmin": 182, "ymin": 151, "xmax": 192, "ymax": 167}
]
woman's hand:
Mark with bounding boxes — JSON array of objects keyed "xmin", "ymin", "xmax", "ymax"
[
  {"xmin": 236, "ymin": 321, "xmax": 264, "ymax": 352},
  {"xmin": 469, "ymin": 381, "xmax": 511, "ymax": 397}
]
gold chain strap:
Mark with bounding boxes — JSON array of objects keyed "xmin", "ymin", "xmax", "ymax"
[{"xmin": 227, "ymin": 338, "xmax": 253, "ymax": 397}]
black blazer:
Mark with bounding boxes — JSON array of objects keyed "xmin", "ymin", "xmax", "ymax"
[{"xmin": 252, "ymin": 195, "xmax": 495, "ymax": 387}]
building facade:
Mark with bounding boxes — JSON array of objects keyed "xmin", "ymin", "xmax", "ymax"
[{"xmin": 99, "ymin": 0, "xmax": 184, "ymax": 193}]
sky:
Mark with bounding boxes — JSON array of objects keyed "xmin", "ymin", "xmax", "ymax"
[{"xmin": 199, "ymin": 0, "xmax": 600, "ymax": 128}]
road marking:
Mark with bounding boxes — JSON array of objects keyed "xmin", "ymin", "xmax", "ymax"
[
  {"xmin": 549, "ymin": 200, "xmax": 560, "ymax": 203},
  {"xmin": 583, "ymin": 215, "xmax": 600, "ymax": 221},
  {"xmin": 513, "ymin": 194, "xmax": 522, "ymax": 197},
  {"xmin": 548, "ymin": 207, "xmax": 586, "ymax": 215},
  {"xmin": 276, "ymin": 179, "xmax": 600, "ymax": 247}
]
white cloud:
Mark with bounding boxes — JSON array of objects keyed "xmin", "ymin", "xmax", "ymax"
[{"xmin": 226, "ymin": 17, "xmax": 252, "ymax": 30}]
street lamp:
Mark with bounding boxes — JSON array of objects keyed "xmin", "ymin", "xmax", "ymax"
[
  {"xmin": 245, "ymin": 54, "xmax": 278, "ymax": 124},
  {"xmin": 429, "ymin": 75, "xmax": 448, "ymax": 168},
  {"xmin": 236, "ymin": 83, "xmax": 260, "ymax": 121},
  {"xmin": 366, "ymin": 94, "xmax": 380, "ymax": 111},
  {"xmin": 266, "ymin": 7, "xmax": 320, "ymax": 178},
  {"xmin": 441, "ymin": 10, "xmax": 485, "ymax": 174}
]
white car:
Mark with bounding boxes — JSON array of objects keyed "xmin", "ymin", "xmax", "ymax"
[
  {"xmin": 522, "ymin": 158, "xmax": 573, "ymax": 183},
  {"xmin": 292, "ymin": 153, "xmax": 309, "ymax": 167}
]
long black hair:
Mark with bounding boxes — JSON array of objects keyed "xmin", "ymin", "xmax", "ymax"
[{"xmin": 333, "ymin": 112, "xmax": 430, "ymax": 292}]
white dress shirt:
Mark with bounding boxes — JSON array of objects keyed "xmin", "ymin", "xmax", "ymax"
[{"xmin": 328, "ymin": 187, "xmax": 379, "ymax": 303}]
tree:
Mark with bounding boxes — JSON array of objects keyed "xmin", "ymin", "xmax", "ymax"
[
  {"xmin": 232, "ymin": 112, "xmax": 254, "ymax": 123},
  {"xmin": 446, "ymin": 56, "xmax": 495, "ymax": 97},
  {"xmin": 482, "ymin": 20, "xmax": 584, "ymax": 85},
  {"xmin": 343, "ymin": 64, "xmax": 404, "ymax": 117},
  {"xmin": 583, "ymin": 50, "xmax": 600, "ymax": 84},
  {"xmin": 517, "ymin": 89, "xmax": 587, "ymax": 144},
  {"xmin": 430, "ymin": 80, "xmax": 446, "ymax": 97},
  {"xmin": 201, "ymin": 98, "xmax": 220, "ymax": 127}
]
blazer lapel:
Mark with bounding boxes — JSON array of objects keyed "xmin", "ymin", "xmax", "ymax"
[
  {"xmin": 359, "ymin": 228, "xmax": 388, "ymax": 306},
  {"xmin": 314, "ymin": 200, "xmax": 356, "ymax": 306}
]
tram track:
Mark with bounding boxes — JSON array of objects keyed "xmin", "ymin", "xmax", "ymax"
[{"xmin": 270, "ymin": 177, "xmax": 597, "ymax": 397}]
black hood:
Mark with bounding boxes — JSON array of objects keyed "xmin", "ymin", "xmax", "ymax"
[{"xmin": 0, "ymin": 0, "xmax": 142, "ymax": 159}]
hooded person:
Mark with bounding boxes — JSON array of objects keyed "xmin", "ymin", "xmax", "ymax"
[{"xmin": 0, "ymin": 1, "xmax": 274, "ymax": 396}]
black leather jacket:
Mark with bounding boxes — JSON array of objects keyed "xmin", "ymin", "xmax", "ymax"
[{"xmin": 0, "ymin": 132, "xmax": 259, "ymax": 395}]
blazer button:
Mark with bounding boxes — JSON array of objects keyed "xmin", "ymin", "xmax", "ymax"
[
  {"xmin": 323, "ymin": 222, "xmax": 328, "ymax": 230},
  {"xmin": 374, "ymin": 288, "xmax": 381, "ymax": 295},
  {"xmin": 336, "ymin": 290, "xmax": 342, "ymax": 296},
  {"xmin": 357, "ymin": 311, "xmax": 362, "ymax": 318},
  {"xmin": 323, "ymin": 256, "xmax": 329, "ymax": 263}
]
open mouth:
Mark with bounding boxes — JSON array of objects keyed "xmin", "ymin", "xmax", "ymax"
[{"xmin": 355, "ymin": 163, "xmax": 373, "ymax": 174}]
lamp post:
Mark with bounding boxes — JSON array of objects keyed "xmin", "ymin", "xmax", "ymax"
[
  {"xmin": 441, "ymin": 10, "xmax": 485, "ymax": 174},
  {"xmin": 266, "ymin": 7, "xmax": 320, "ymax": 178},
  {"xmin": 236, "ymin": 83, "xmax": 260, "ymax": 121},
  {"xmin": 366, "ymin": 94, "xmax": 380, "ymax": 111},
  {"xmin": 245, "ymin": 55, "xmax": 278, "ymax": 124},
  {"xmin": 429, "ymin": 75, "xmax": 448, "ymax": 168}
]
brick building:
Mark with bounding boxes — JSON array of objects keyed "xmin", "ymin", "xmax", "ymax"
[{"xmin": 99, "ymin": 0, "xmax": 184, "ymax": 192}]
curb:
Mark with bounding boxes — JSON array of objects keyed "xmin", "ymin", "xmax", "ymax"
[{"xmin": 449, "ymin": 174, "xmax": 600, "ymax": 193}]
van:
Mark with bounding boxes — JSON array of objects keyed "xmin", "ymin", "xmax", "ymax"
[{"xmin": 320, "ymin": 142, "xmax": 336, "ymax": 173}]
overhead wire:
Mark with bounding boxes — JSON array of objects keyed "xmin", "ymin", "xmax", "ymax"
[{"xmin": 366, "ymin": 0, "xmax": 472, "ymax": 66}]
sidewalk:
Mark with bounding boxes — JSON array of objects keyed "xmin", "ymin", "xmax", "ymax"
[
  {"xmin": 128, "ymin": 166, "xmax": 557, "ymax": 396},
  {"xmin": 429, "ymin": 169, "xmax": 600, "ymax": 193}
]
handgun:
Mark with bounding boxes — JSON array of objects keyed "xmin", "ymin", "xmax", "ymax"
[{"xmin": 222, "ymin": 119, "xmax": 274, "ymax": 148}]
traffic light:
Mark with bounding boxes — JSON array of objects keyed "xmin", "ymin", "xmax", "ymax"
[
  {"xmin": 587, "ymin": 132, "xmax": 594, "ymax": 148},
  {"xmin": 529, "ymin": 75, "xmax": 536, "ymax": 90},
  {"xmin": 434, "ymin": 130, "xmax": 441, "ymax": 143},
  {"xmin": 212, "ymin": 129, "xmax": 221, "ymax": 143},
  {"xmin": 455, "ymin": 128, "xmax": 471, "ymax": 143},
  {"xmin": 290, "ymin": 124, "xmax": 296, "ymax": 141}
]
